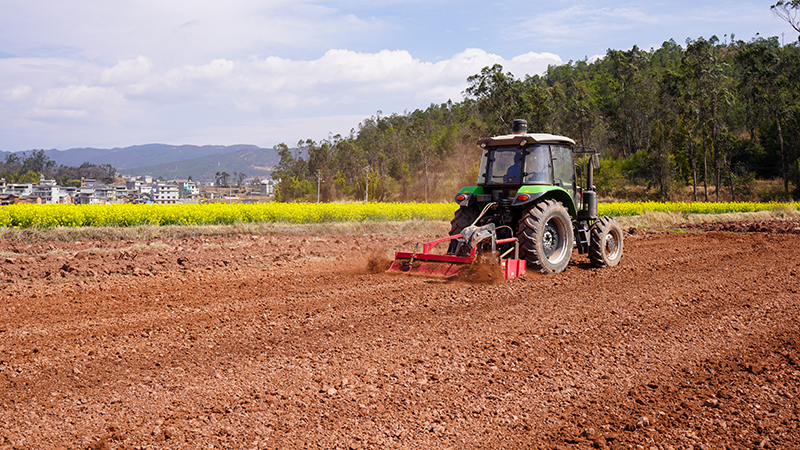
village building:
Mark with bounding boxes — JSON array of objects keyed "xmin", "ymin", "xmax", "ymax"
[
  {"xmin": 151, "ymin": 183, "xmax": 180, "ymax": 204},
  {"xmin": 181, "ymin": 181, "xmax": 200, "ymax": 197},
  {"xmin": 260, "ymin": 179, "xmax": 278, "ymax": 196}
]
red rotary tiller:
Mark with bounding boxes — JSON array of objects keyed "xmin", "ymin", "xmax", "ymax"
[{"xmin": 386, "ymin": 224, "xmax": 526, "ymax": 280}]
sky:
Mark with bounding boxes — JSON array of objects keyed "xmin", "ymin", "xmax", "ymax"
[{"xmin": 0, "ymin": 0, "xmax": 796, "ymax": 152}]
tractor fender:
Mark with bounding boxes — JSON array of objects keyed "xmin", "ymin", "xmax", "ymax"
[
  {"xmin": 513, "ymin": 186, "xmax": 577, "ymax": 218},
  {"xmin": 454, "ymin": 186, "xmax": 485, "ymax": 207}
]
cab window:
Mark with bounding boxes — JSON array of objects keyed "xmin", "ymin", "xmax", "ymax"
[
  {"xmin": 523, "ymin": 145, "xmax": 553, "ymax": 184},
  {"xmin": 551, "ymin": 145, "xmax": 576, "ymax": 194},
  {"xmin": 483, "ymin": 147, "xmax": 523, "ymax": 184}
]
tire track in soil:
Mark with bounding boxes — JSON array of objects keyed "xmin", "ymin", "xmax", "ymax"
[{"xmin": 0, "ymin": 230, "xmax": 798, "ymax": 449}]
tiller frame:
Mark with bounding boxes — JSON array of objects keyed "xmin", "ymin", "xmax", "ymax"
[{"xmin": 387, "ymin": 231, "xmax": 526, "ymax": 280}]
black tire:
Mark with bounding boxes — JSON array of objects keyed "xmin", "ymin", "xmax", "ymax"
[
  {"xmin": 589, "ymin": 216, "xmax": 624, "ymax": 268},
  {"xmin": 516, "ymin": 199, "xmax": 574, "ymax": 274},
  {"xmin": 447, "ymin": 205, "xmax": 479, "ymax": 255}
]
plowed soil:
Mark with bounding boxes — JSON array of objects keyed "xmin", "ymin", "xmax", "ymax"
[{"xmin": 1, "ymin": 223, "xmax": 799, "ymax": 450}]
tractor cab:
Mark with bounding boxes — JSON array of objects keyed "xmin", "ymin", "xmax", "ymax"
[{"xmin": 476, "ymin": 138, "xmax": 578, "ymax": 201}]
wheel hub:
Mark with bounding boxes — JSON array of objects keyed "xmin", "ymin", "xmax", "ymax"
[
  {"xmin": 542, "ymin": 224, "xmax": 559, "ymax": 258},
  {"xmin": 604, "ymin": 232, "xmax": 619, "ymax": 258}
]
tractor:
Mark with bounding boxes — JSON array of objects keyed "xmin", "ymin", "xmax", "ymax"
[
  {"xmin": 388, "ymin": 119, "xmax": 623, "ymax": 278},
  {"xmin": 447, "ymin": 119, "xmax": 623, "ymax": 273}
]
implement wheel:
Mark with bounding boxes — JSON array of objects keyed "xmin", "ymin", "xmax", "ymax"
[
  {"xmin": 517, "ymin": 199, "xmax": 574, "ymax": 274},
  {"xmin": 447, "ymin": 205, "xmax": 479, "ymax": 255},
  {"xmin": 589, "ymin": 216, "xmax": 624, "ymax": 268}
]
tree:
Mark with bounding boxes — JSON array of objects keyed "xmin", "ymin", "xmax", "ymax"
[
  {"xmin": 4, "ymin": 153, "xmax": 20, "ymax": 165},
  {"xmin": 22, "ymin": 149, "xmax": 55, "ymax": 175},
  {"xmin": 307, "ymin": 136, "xmax": 339, "ymax": 202},
  {"xmin": 736, "ymin": 37, "xmax": 793, "ymax": 201},
  {"xmin": 648, "ymin": 120, "xmax": 676, "ymax": 200},
  {"xmin": 271, "ymin": 142, "xmax": 308, "ymax": 182},
  {"xmin": 272, "ymin": 142, "xmax": 313, "ymax": 201},
  {"xmin": 465, "ymin": 64, "xmax": 551, "ymax": 135},
  {"xmin": 772, "ymin": 0, "xmax": 800, "ymax": 35},
  {"xmin": 681, "ymin": 38, "xmax": 731, "ymax": 201},
  {"xmin": 596, "ymin": 46, "xmax": 657, "ymax": 158}
]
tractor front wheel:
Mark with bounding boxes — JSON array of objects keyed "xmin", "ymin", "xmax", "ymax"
[
  {"xmin": 589, "ymin": 216, "xmax": 624, "ymax": 268},
  {"xmin": 517, "ymin": 200, "xmax": 574, "ymax": 273}
]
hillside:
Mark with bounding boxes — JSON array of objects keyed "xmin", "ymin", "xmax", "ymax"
[
  {"xmin": 42, "ymin": 144, "xmax": 267, "ymax": 170},
  {"xmin": 1, "ymin": 144, "xmax": 279, "ymax": 183},
  {"xmin": 123, "ymin": 146, "xmax": 279, "ymax": 182}
]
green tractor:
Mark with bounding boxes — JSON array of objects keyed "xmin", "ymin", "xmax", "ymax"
[{"xmin": 447, "ymin": 119, "xmax": 623, "ymax": 273}]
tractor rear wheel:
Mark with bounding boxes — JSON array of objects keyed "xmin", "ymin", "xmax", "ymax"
[
  {"xmin": 517, "ymin": 199, "xmax": 574, "ymax": 273},
  {"xmin": 589, "ymin": 216, "xmax": 623, "ymax": 267},
  {"xmin": 448, "ymin": 205, "xmax": 479, "ymax": 255}
]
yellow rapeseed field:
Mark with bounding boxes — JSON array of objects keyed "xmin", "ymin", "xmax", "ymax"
[
  {"xmin": 597, "ymin": 201, "xmax": 796, "ymax": 217},
  {"xmin": 0, "ymin": 201, "xmax": 796, "ymax": 230},
  {"xmin": 0, "ymin": 202, "xmax": 457, "ymax": 229}
]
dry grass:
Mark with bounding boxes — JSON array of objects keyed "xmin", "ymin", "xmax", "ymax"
[
  {"xmin": 0, "ymin": 208, "xmax": 796, "ymax": 243},
  {"xmin": 0, "ymin": 220, "xmax": 452, "ymax": 243},
  {"xmin": 616, "ymin": 208, "xmax": 800, "ymax": 229}
]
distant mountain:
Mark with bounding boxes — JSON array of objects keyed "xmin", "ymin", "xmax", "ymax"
[
  {"xmin": 43, "ymin": 144, "xmax": 266, "ymax": 171},
  {"xmin": 1, "ymin": 144, "xmax": 280, "ymax": 182},
  {"xmin": 123, "ymin": 146, "xmax": 280, "ymax": 182}
]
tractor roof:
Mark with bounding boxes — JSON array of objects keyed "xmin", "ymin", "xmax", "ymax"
[{"xmin": 477, "ymin": 133, "xmax": 576, "ymax": 148}]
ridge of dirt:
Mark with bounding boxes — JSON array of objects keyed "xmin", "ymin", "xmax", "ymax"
[
  {"xmin": 680, "ymin": 219, "xmax": 800, "ymax": 234},
  {"xmin": 1, "ymin": 226, "xmax": 799, "ymax": 449}
]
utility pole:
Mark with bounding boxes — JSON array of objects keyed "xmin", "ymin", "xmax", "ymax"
[{"xmin": 364, "ymin": 165, "xmax": 371, "ymax": 203}]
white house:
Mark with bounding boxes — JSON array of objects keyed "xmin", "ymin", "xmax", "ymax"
[
  {"xmin": 151, "ymin": 183, "xmax": 179, "ymax": 204},
  {"xmin": 260, "ymin": 179, "xmax": 278, "ymax": 196},
  {"xmin": 181, "ymin": 181, "xmax": 200, "ymax": 197},
  {"xmin": 5, "ymin": 184, "xmax": 34, "ymax": 197},
  {"xmin": 31, "ymin": 185, "xmax": 59, "ymax": 204}
]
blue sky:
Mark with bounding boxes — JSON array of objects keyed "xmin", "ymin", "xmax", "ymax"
[{"xmin": 0, "ymin": 0, "xmax": 795, "ymax": 152}]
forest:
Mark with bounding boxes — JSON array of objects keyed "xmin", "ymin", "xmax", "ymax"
[
  {"xmin": 0, "ymin": 149, "xmax": 117, "ymax": 187},
  {"xmin": 272, "ymin": 32, "xmax": 800, "ymax": 204}
]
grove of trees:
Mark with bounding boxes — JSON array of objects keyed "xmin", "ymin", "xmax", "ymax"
[
  {"xmin": 1, "ymin": 150, "xmax": 116, "ymax": 187},
  {"xmin": 273, "ymin": 33, "xmax": 800, "ymax": 203}
]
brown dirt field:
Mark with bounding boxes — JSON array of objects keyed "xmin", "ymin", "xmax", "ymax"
[{"xmin": 1, "ymin": 224, "xmax": 799, "ymax": 449}]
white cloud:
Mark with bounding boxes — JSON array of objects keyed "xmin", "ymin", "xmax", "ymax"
[
  {"xmin": 182, "ymin": 114, "xmax": 368, "ymax": 147},
  {"xmin": 0, "ymin": 0, "xmax": 390, "ymax": 67},
  {"xmin": 514, "ymin": 5, "xmax": 659, "ymax": 44},
  {"xmin": 0, "ymin": 47, "xmax": 561, "ymax": 150},
  {"xmin": 100, "ymin": 56, "xmax": 153, "ymax": 86},
  {"xmin": 73, "ymin": 48, "xmax": 559, "ymax": 115},
  {"xmin": 508, "ymin": 2, "xmax": 794, "ymax": 56},
  {"xmin": 1, "ymin": 84, "xmax": 32, "ymax": 101},
  {"xmin": 587, "ymin": 54, "xmax": 605, "ymax": 64},
  {"xmin": 33, "ymin": 85, "xmax": 131, "ymax": 121}
]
